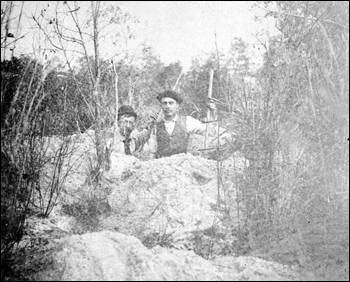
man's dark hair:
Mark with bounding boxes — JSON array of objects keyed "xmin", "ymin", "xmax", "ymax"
[
  {"xmin": 156, "ymin": 90, "xmax": 183, "ymax": 104},
  {"xmin": 118, "ymin": 105, "xmax": 137, "ymax": 121}
]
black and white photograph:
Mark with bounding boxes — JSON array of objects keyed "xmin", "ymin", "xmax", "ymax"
[{"xmin": 1, "ymin": 1, "xmax": 349, "ymax": 281}]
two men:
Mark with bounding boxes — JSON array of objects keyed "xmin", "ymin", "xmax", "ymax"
[{"xmin": 107, "ymin": 89, "xmax": 231, "ymax": 159}]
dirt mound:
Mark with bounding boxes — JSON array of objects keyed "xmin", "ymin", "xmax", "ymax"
[
  {"xmin": 36, "ymin": 230, "xmax": 222, "ymax": 281},
  {"xmin": 102, "ymin": 153, "xmax": 219, "ymax": 236},
  {"xmin": 101, "ymin": 152, "xmax": 246, "ymax": 239},
  {"xmin": 34, "ymin": 230, "xmax": 300, "ymax": 281}
]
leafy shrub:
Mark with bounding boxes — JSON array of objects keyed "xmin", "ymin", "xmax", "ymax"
[{"xmin": 61, "ymin": 189, "xmax": 111, "ymax": 234}]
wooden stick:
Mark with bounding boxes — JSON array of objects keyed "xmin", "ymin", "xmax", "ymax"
[
  {"xmin": 205, "ymin": 69, "xmax": 214, "ymax": 148},
  {"xmin": 172, "ymin": 71, "xmax": 183, "ymax": 91}
]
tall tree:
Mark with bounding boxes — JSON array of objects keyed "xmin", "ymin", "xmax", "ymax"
[{"xmin": 31, "ymin": 1, "xmax": 144, "ymax": 170}]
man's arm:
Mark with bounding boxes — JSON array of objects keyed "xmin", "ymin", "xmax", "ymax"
[
  {"xmin": 186, "ymin": 115, "xmax": 227, "ymax": 138},
  {"xmin": 131, "ymin": 128, "xmax": 152, "ymax": 151}
]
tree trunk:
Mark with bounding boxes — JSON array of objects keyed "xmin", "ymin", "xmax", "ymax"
[
  {"xmin": 91, "ymin": 1, "xmax": 104, "ymax": 172},
  {"xmin": 112, "ymin": 60, "xmax": 119, "ymax": 143},
  {"xmin": 128, "ymin": 75, "xmax": 133, "ymax": 107}
]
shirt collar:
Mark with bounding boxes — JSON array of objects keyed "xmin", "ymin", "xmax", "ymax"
[
  {"xmin": 164, "ymin": 114, "xmax": 178, "ymax": 123},
  {"xmin": 115, "ymin": 130, "xmax": 134, "ymax": 142}
]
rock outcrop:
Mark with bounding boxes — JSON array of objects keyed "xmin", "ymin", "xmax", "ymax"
[
  {"xmin": 40, "ymin": 129, "xmax": 247, "ymax": 241},
  {"xmin": 35, "ymin": 230, "xmax": 299, "ymax": 281},
  {"xmin": 101, "ymin": 152, "xmax": 245, "ymax": 239},
  {"xmin": 39, "ymin": 230, "xmax": 223, "ymax": 281},
  {"xmin": 31, "ymin": 131, "xmax": 303, "ymax": 281}
]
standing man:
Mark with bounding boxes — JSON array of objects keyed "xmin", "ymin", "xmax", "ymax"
[
  {"xmin": 154, "ymin": 90, "xmax": 229, "ymax": 158},
  {"xmin": 105, "ymin": 105, "xmax": 150, "ymax": 157}
]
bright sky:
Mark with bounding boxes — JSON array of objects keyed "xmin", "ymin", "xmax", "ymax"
[
  {"xmin": 114, "ymin": 1, "xmax": 274, "ymax": 70},
  {"xmin": 4, "ymin": 1, "xmax": 275, "ymax": 71}
]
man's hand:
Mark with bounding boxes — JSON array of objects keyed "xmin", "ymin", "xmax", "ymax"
[
  {"xmin": 149, "ymin": 112, "xmax": 158, "ymax": 121},
  {"xmin": 143, "ymin": 112, "xmax": 158, "ymax": 130}
]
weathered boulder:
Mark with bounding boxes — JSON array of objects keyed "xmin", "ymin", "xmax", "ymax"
[{"xmin": 101, "ymin": 153, "xmax": 244, "ymax": 238}]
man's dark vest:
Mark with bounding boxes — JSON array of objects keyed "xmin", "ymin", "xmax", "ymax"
[{"xmin": 156, "ymin": 115, "xmax": 189, "ymax": 158}]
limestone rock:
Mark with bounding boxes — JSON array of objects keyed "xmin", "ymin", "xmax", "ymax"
[
  {"xmin": 35, "ymin": 230, "xmax": 300, "ymax": 281},
  {"xmin": 40, "ymin": 230, "xmax": 222, "ymax": 281},
  {"xmin": 102, "ymin": 153, "xmax": 221, "ymax": 237}
]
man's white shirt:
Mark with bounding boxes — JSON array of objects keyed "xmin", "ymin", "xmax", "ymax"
[
  {"xmin": 106, "ymin": 129, "xmax": 149, "ymax": 155},
  {"xmin": 163, "ymin": 115, "xmax": 219, "ymax": 137}
]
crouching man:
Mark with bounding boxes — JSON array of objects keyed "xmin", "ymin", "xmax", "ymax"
[{"xmin": 105, "ymin": 105, "xmax": 151, "ymax": 158}]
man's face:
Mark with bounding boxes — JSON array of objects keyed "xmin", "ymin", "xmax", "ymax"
[
  {"xmin": 118, "ymin": 115, "xmax": 136, "ymax": 137},
  {"xmin": 160, "ymin": 97, "xmax": 179, "ymax": 119}
]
